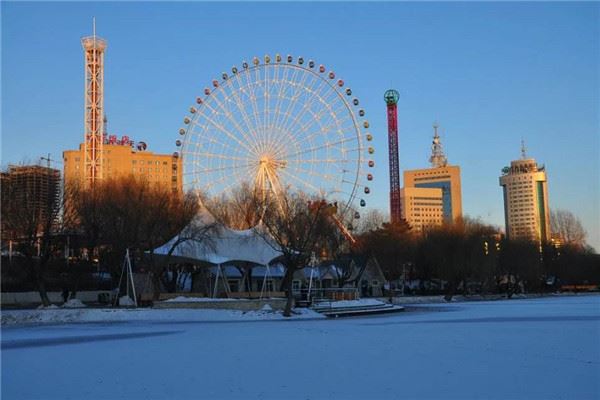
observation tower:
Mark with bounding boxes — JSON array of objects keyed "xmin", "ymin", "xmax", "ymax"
[
  {"xmin": 81, "ymin": 18, "xmax": 107, "ymax": 187},
  {"xmin": 384, "ymin": 89, "xmax": 401, "ymax": 224}
]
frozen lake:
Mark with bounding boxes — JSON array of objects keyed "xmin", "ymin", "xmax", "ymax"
[{"xmin": 2, "ymin": 295, "xmax": 599, "ymax": 399}]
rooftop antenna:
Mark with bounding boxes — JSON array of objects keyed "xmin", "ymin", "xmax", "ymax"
[
  {"xmin": 521, "ymin": 138, "xmax": 527, "ymax": 159},
  {"xmin": 429, "ymin": 122, "xmax": 448, "ymax": 168}
]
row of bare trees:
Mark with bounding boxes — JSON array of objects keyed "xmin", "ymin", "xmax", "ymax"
[
  {"xmin": 357, "ymin": 215, "xmax": 598, "ymax": 301},
  {"xmin": 2, "ymin": 169, "xmax": 597, "ymax": 310},
  {"xmin": 1, "ymin": 174, "xmax": 214, "ymax": 305}
]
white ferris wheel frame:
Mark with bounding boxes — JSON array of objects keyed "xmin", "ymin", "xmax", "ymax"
[{"xmin": 176, "ymin": 55, "xmax": 375, "ymax": 222}]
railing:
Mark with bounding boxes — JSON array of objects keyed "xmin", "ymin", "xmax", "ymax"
[{"xmin": 293, "ymin": 287, "xmax": 359, "ymax": 306}]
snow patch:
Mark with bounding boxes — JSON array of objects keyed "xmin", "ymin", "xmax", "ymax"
[
  {"xmin": 118, "ymin": 296, "xmax": 136, "ymax": 307},
  {"xmin": 314, "ymin": 298, "xmax": 387, "ymax": 308},
  {"xmin": 62, "ymin": 299, "xmax": 87, "ymax": 308},
  {"xmin": 2, "ymin": 306, "xmax": 324, "ymax": 326},
  {"xmin": 36, "ymin": 304, "xmax": 59, "ymax": 310},
  {"xmin": 162, "ymin": 296, "xmax": 240, "ymax": 303}
]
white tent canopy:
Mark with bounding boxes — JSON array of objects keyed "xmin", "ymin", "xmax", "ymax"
[{"xmin": 153, "ymin": 217, "xmax": 283, "ymax": 266}]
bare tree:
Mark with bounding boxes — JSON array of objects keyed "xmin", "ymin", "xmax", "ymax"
[
  {"xmin": 550, "ymin": 209, "xmax": 587, "ymax": 248},
  {"xmin": 256, "ymin": 191, "xmax": 337, "ymax": 317},
  {"xmin": 357, "ymin": 220, "xmax": 414, "ymax": 287},
  {"xmin": 355, "ymin": 208, "xmax": 387, "ymax": 234},
  {"xmin": 70, "ymin": 176, "xmax": 214, "ymax": 300},
  {"xmin": 1, "ymin": 165, "xmax": 63, "ymax": 306}
]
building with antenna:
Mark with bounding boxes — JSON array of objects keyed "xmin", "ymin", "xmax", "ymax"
[
  {"xmin": 499, "ymin": 141, "xmax": 550, "ymax": 243},
  {"xmin": 63, "ymin": 20, "xmax": 182, "ymax": 193},
  {"xmin": 402, "ymin": 124, "xmax": 463, "ymax": 232}
]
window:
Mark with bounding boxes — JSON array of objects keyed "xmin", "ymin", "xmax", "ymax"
[
  {"xmin": 292, "ymin": 280, "xmax": 301, "ymax": 291},
  {"xmin": 372, "ymin": 280, "xmax": 379, "ymax": 286}
]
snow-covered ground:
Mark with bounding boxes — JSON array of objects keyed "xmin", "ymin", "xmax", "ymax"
[
  {"xmin": 2, "ymin": 295, "xmax": 599, "ymax": 399},
  {"xmin": 1, "ymin": 306, "xmax": 322, "ymax": 326}
]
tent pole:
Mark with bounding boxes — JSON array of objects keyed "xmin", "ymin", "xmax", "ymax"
[
  {"xmin": 127, "ymin": 249, "xmax": 138, "ymax": 307},
  {"xmin": 113, "ymin": 249, "xmax": 127, "ymax": 307},
  {"xmin": 213, "ymin": 264, "xmax": 220, "ymax": 298},
  {"xmin": 260, "ymin": 265, "xmax": 268, "ymax": 299}
]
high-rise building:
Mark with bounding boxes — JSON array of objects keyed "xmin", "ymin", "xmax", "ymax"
[
  {"xmin": 403, "ymin": 124, "xmax": 463, "ymax": 224},
  {"xmin": 1, "ymin": 165, "xmax": 61, "ymax": 235},
  {"xmin": 499, "ymin": 143, "xmax": 550, "ymax": 242},
  {"xmin": 400, "ymin": 187, "xmax": 444, "ymax": 233},
  {"xmin": 64, "ymin": 21, "xmax": 182, "ymax": 193}
]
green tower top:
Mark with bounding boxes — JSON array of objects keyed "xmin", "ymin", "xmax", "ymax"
[{"xmin": 384, "ymin": 89, "xmax": 399, "ymax": 105}]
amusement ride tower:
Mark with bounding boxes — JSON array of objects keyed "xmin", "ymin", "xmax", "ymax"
[
  {"xmin": 384, "ymin": 89, "xmax": 401, "ymax": 224},
  {"xmin": 81, "ymin": 18, "xmax": 107, "ymax": 187}
]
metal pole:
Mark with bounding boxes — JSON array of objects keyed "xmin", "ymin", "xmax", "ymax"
[{"xmin": 127, "ymin": 249, "xmax": 138, "ymax": 307}]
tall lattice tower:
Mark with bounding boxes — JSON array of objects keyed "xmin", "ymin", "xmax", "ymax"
[
  {"xmin": 384, "ymin": 89, "xmax": 401, "ymax": 224},
  {"xmin": 81, "ymin": 18, "xmax": 107, "ymax": 187}
]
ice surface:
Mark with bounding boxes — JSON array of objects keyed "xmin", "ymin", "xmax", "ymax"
[{"xmin": 2, "ymin": 295, "xmax": 599, "ymax": 400}]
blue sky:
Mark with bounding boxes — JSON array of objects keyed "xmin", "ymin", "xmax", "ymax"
[{"xmin": 2, "ymin": 2, "xmax": 599, "ymax": 250}]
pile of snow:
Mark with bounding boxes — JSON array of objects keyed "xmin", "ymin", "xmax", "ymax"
[
  {"xmin": 314, "ymin": 298, "xmax": 387, "ymax": 308},
  {"xmin": 1, "ymin": 306, "xmax": 324, "ymax": 326},
  {"xmin": 62, "ymin": 299, "xmax": 87, "ymax": 308},
  {"xmin": 118, "ymin": 296, "xmax": 136, "ymax": 307},
  {"xmin": 162, "ymin": 296, "xmax": 239, "ymax": 303},
  {"xmin": 260, "ymin": 304, "xmax": 273, "ymax": 311},
  {"xmin": 36, "ymin": 304, "xmax": 59, "ymax": 310}
]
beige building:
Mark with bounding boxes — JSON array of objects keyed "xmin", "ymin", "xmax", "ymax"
[
  {"xmin": 400, "ymin": 187, "xmax": 444, "ymax": 233},
  {"xmin": 499, "ymin": 154, "xmax": 550, "ymax": 243},
  {"xmin": 404, "ymin": 165, "xmax": 462, "ymax": 223},
  {"xmin": 63, "ymin": 142, "xmax": 182, "ymax": 193},
  {"xmin": 402, "ymin": 125, "xmax": 463, "ymax": 229}
]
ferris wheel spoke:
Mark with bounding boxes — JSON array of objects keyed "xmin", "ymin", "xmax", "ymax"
[
  {"xmin": 197, "ymin": 133, "xmax": 251, "ymax": 156},
  {"xmin": 285, "ymin": 157, "xmax": 358, "ymax": 165},
  {"xmin": 285, "ymin": 163, "xmax": 345, "ymax": 185},
  {"xmin": 284, "ymin": 136, "xmax": 357, "ymax": 160},
  {"xmin": 202, "ymin": 163, "xmax": 255, "ymax": 192},
  {"xmin": 185, "ymin": 150, "xmax": 253, "ymax": 162},
  {"xmin": 282, "ymin": 120, "xmax": 348, "ymax": 157},
  {"xmin": 277, "ymin": 167, "xmax": 323, "ymax": 195},
  {"xmin": 271, "ymin": 66, "xmax": 300, "ymax": 132},
  {"xmin": 275, "ymin": 70, "xmax": 312, "ymax": 139},
  {"xmin": 269, "ymin": 100, "xmax": 349, "ymax": 161},
  {"xmin": 268, "ymin": 64, "xmax": 291, "ymax": 137},
  {"xmin": 207, "ymin": 86, "xmax": 263, "ymax": 156},
  {"xmin": 278, "ymin": 72, "xmax": 330, "ymax": 136},
  {"xmin": 293, "ymin": 101, "xmax": 348, "ymax": 144},
  {"xmin": 223, "ymin": 73, "xmax": 266, "ymax": 154},
  {"xmin": 194, "ymin": 104, "xmax": 258, "ymax": 156},
  {"xmin": 182, "ymin": 162, "xmax": 255, "ymax": 175},
  {"xmin": 240, "ymin": 69, "xmax": 266, "ymax": 152}
]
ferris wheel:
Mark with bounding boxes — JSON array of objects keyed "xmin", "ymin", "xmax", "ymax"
[{"xmin": 176, "ymin": 54, "xmax": 374, "ymax": 226}]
